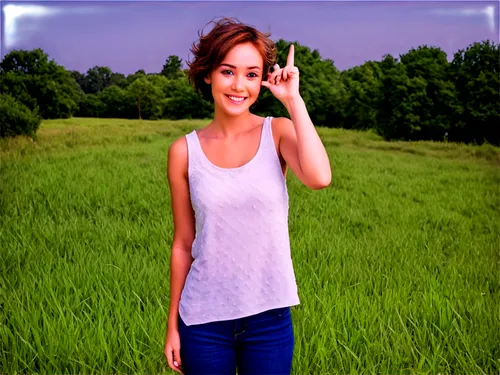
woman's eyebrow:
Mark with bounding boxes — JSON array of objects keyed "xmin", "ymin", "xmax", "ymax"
[{"xmin": 220, "ymin": 63, "xmax": 261, "ymax": 70}]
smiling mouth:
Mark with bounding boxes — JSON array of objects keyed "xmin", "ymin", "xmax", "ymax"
[{"xmin": 226, "ymin": 95, "xmax": 247, "ymax": 103}]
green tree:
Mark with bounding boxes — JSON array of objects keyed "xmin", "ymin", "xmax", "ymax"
[
  {"xmin": 81, "ymin": 66, "xmax": 113, "ymax": 94},
  {"xmin": 99, "ymin": 85, "xmax": 134, "ymax": 118},
  {"xmin": 109, "ymin": 72, "xmax": 127, "ymax": 88},
  {"xmin": 163, "ymin": 77, "xmax": 213, "ymax": 119},
  {"xmin": 161, "ymin": 55, "xmax": 184, "ymax": 80},
  {"xmin": 126, "ymin": 69, "xmax": 146, "ymax": 86},
  {"xmin": 70, "ymin": 70, "xmax": 86, "ymax": 89},
  {"xmin": 449, "ymin": 40, "xmax": 500, "ymax": 145},
  {"xmin": 75, "ymin": 93, "xmax": 106, "ymax": 118},
  {"xmin": 375, "ymin": 54, "xmax": 426, "ymax": 141},
  {"xmin": 127, "ymin": 77, "xmax": 166, "ymax": 120},
  {"xmin": 341, "ymin": 61, "xmax": 382, "ymax": 130},
  {"xmin": 0, "ymin": 93, "xmax": 41, "ymax": 138},
  {"xmin": 400, "ymin": 46, "xmax": 459, "ymax": 141},
  {"xmin": 0, "ymin": 48, "xmax": 80, "ymax": 119}
]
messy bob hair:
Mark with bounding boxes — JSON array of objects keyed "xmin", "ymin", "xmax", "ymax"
[{"xmin": 187, "ymin": 17, "xmax": 277, "ymax": 102}]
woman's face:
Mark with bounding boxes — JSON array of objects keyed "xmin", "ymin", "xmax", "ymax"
[{"xmin": 205, "ymin": 42, "xmax": 264, "ymax": 117}]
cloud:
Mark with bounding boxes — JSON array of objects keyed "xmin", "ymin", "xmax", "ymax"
[
  {"xmin": 7, "ymin": 2, "xmax": 104, "ymax": 16},
  {"xmin": 484, "ymin": 5, "xmax": 496, "ymax": 33},
  {"xmin": 2, "ymin": 3, "xmax": 104, "ymax": 47},
  {"xmin": 434, "ymin": 6, "xmax": 498, "ymax": 30}
]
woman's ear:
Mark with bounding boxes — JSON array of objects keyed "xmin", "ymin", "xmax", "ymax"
[{"xmin": 204, "ymin": 76, "xmax": 211, "ymax": 84}]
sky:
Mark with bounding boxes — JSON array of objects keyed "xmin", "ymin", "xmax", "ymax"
[{"xmin": 1, "ymin": 1, "xmax": 498, "ymax": 74}]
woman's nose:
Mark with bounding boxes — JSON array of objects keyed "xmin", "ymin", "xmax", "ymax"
[{"xmin": 231, "ymin": 75, "xmax": 244, "ymax": 91}]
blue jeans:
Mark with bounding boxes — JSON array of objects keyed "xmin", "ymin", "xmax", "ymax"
[{"xmin": 178, "ymin": 306, "xmax": 294, "ymax": 375}]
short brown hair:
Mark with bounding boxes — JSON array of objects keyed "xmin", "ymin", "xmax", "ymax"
[{"xmin": 187, "ymin": 17, "xmax": 277, "ymax": 102}]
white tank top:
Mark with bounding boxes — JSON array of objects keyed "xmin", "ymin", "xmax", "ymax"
[{"xmin": 179, "ymin": 116, "xmax": 300, "ymax": 326}]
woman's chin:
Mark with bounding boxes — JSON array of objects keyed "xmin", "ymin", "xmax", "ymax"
[{"xmin": 217, "ymin": 102, "xmax": 253, "ymax": 116}]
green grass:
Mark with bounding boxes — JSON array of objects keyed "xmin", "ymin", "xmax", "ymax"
[{"xmin": 1, "ymin": 118, "xmax": 499, "ymax": 374}]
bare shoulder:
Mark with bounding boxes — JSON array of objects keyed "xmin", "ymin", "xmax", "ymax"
[
  {"xmin": 271, "ymin": 116, "xmax": 293, "ymax": 126},
  {"xmin": 167, "ymin": 135, "xmax": 188, "ymax": 179},
  {"xmin": 270, "ymin": 116, "xmax": 295, "ymax": 145},
  {"xmin": 167, "ymin": 134, "xmax": 195, "ymax": 250}
]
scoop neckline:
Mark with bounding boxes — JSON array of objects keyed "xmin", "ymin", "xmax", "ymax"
[{"xmin": 193, "ymin": 117, "xmax": 268, "ymax": 172}]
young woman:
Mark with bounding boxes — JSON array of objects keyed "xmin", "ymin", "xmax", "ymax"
[{"xmin": 164, "ymin": 17, "xmax": 331, "ymax": 375}]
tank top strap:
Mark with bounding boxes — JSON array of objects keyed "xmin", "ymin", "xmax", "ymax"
[
  {"xmin": 185, "ymin": 130, "xmax": 202, "ymax": 168},
  {"xmin": 261, "ymin": 116, "xmax": 274, "ymax": 152},
  {"xmin": 260, "ymin": 116, "xmax": 282, "ymax": 165}
]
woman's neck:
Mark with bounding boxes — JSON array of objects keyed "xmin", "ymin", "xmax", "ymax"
[{"xmin": 207, "ymin": 107, "xmax": 257, "ymax": 138}]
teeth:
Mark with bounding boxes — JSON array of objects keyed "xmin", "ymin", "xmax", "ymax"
[{"xmin": 228, "ymin": 96, "xmax": 245, "ymax": 102}]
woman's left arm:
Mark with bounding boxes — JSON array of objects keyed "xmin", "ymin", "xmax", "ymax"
[
  {"xmin": 262, "ymin": 44, "xmax": 332, "ymax": 190},
  {"xmin": 279, "ymin": 97, "xmax": 331, "ymax": 190}
]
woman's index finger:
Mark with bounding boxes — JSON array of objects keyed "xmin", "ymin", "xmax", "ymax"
[{"xmin": 286, "ymin": 44, "xmax": 294, "ymax": 66}]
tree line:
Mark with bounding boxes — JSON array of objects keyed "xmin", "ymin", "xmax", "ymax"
[{"xmin": 0, "ymin": 39, "xmax": 498, "ymax": 145}]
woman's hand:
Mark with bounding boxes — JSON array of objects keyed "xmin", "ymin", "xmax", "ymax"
[
  {"xmin": 164, "ymin": 326, "xmax": 183, "ymax": 374},
  {"xmin": 261, "ymin": 44, "xmax": 300, "ymax": 103}
]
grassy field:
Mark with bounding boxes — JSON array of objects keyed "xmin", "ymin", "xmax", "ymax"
[{"xmin": 1, "ymin": 118, "xmax": 499, "ymax": 374}]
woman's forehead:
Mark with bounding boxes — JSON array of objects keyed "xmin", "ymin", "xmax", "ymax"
[{"xmin": 223, "ymin": 43, "xmax": 263, "ymax": 65}]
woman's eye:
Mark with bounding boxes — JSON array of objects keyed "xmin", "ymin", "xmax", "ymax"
[{"xmin": 221, "ymin": 70, "xmax": 258, "ymax": 78}]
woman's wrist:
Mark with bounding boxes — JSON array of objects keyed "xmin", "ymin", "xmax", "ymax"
[{"xmin": 167, "ymin": 310, "xmax": 179, "ymax": 330}]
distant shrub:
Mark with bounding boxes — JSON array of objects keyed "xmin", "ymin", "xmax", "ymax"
[{"xmin": 0, "ymin": 93, "xmax": 41, "ymax": 138}]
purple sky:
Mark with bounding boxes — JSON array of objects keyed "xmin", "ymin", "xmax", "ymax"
[{"xmin": 1, "ymin": 1, "xmax": 498, "ymax": 74}]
